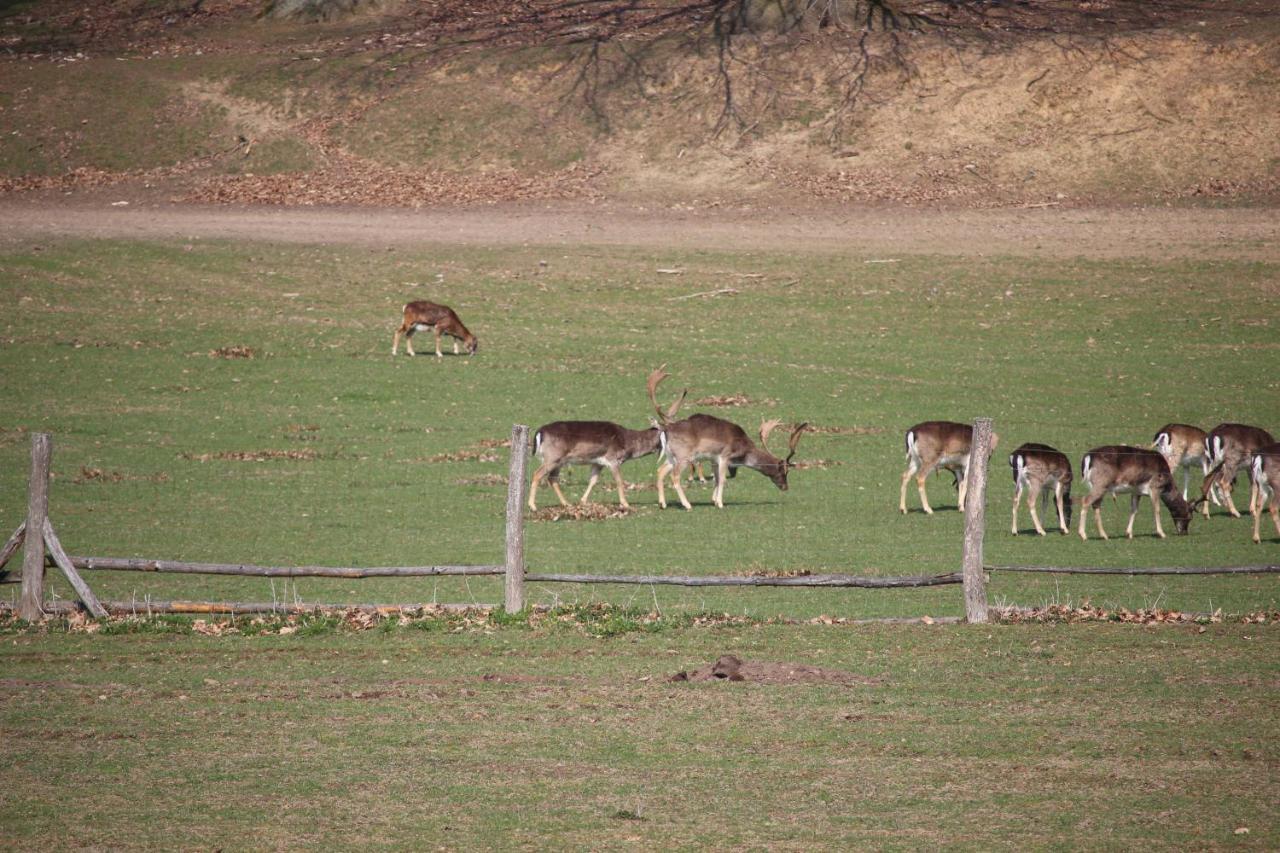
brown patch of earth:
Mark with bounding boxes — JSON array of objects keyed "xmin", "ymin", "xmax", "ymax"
[{"xmin": 670, "ymin": 654, "xmax": 879, "ymax": 686}]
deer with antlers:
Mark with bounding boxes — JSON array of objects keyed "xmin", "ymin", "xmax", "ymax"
[
  {"xmin": 647, "ymin": 367, "xmax": 806, "ymax": 510},
  {"xmin": 1077, "ymin": 446, "xmax": 1194, "ymax": 540},
  {"xmin": 899, "ymin": 421, "xmax": 999, "ymax": 515}
]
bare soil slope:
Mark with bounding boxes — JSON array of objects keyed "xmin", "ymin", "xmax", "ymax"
[{"xmin": 1, "ymin": 0, "xmax": 1277, "ymax": 207}]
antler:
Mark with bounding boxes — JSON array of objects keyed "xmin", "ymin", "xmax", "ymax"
[
  {"xmin": 647, "ymin": 364, "xmax": 687, "ymax": 424},
  {"xmin": 647, "ymin": 365, "xmax": 670, "ymax": 421},
  {"xmin": 786, "ymin": 422, "xmax": 809, "ymax": 465},
  {"xmin": 759, "ymin": 418, "xmax": 783, "ymax": 451}
]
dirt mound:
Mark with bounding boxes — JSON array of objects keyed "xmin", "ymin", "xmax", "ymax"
[{"xmin": 670, "ymin": 654, "xmax": 878, "ymax": 686}]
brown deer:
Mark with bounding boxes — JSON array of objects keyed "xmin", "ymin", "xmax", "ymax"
[
  {"xmin": 898, "ymin": 421, "xmax": 999, "ymax": 515},
  {"xmin": 1077, "ymin": 446, "xmax": 1193, "ymax": 540},
  {"xmin": 1203, "ymin": 423, "xmax": 1275, "ymax": 518},
  {"xmin": 1151, "ymin": 423, "xmax": 1212, "ymax": 518},
  {"xmin": 1249, "ymin": 443, "xmax": 1280, "ymax": 544},
  {"xmin": 527, "ymin": 421, "xmax": 661, "ymax": 511},
  {"xmin": 392, "ymin": 301, "xmax": 478, "ymax": 357},
  {"xmin": 1009, "ymin": 442, "xmax": 1073, "ymax": 536},
  {"xmin": 648, "ymin": 368, "xmax": 806, "ymax": 510}
]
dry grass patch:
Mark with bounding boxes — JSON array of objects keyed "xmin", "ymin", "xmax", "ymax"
[
  {"xmin": 807, "ymin": 424, "xmax": 887, "ymax": 435},
  {"xmin": 208, "ymin": 345, "xmax": 257, "ymax": 359},
  {"xmin": 180, "ymin": 449, "xmax": 320, "ymax": 462},
  {"xmin": 454, "ymin": 474, "xmax": 508, "ymax": 486},
  {"xmin": 530, "ymin": 504, "xmax": 637, "ymax": 522},
  {"xmin": 72, "ymin": 467, "xmax": 170, "ymax": 484}
]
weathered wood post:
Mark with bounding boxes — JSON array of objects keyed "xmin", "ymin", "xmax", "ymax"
[
  {"xmin": 961, "ymin": 417, "xmax": 992, "ymax": 624},
  {"xmin": 19, "ymin": 433, "xmax": 51, "ymax": 621},
  {"xmin": 504, "ymin": 424, "xmax": 529, "ymax": 614}
]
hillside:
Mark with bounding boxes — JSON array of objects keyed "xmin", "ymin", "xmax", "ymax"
[{"xmin": 1, "ymin": 0, "xmax": 1278, "ymax": 207}]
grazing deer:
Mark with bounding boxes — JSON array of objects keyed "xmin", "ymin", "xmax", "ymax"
[
  {"xmin": 1249, "ymin": 443, "xmax": 1280, "ymax": 544},
  {"xmin": 898, "ymin": 421, "xmax": 999, "ymax": 515},
  {"xmin": 1077, "ymin": 446, "xmax": 1193, "ymax": 540},
  {"xmin": 1202, "ymin": 423, "xmax": 1275, "ymax": 518},
  {"xmin": 1009, "ymin": 443, "xmax": 1073, "ymax": 536},
  {"xmin": 1151, "ymin": 423, "xmax": 1212, "ymax": 518},
  {"xmin": 527, "ymin": 421, "xmax": 661, "ymax": 511},
  {"xmin": 392, "ymin": 301, "xmax": 478, "ymax": 357},
  {"xmin": 648, "ymin": 368, "xmax": 806, "ymax": 510}
]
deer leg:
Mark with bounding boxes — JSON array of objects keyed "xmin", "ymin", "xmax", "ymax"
[
  {"xmin": 657, "ymin": 461, "xmax": 672, "ymax": 509},
  {"xmin": 1028, "ymin": 483, "xmax": 1047, "ymax": 537},
  {"xmin": 528, "ymin": 464, "xmax": 550, "ymax": 511},
  {"xmin": 1218, "ymin": 461, "xmax": 1243, "ymax": 517},
  {"xmin": 404, "ymin": 325, "xmax": 417, "ymax": 357},
  {"xmin": 1054, "ymin": 482, "xmax": 1068, "ymax": 534},
  {"xmin": 453, "ymin": 338, "xmax": 460, "ymax": 355},
  {"xmin": 579, "ymin": 464, "xmax": 602, "ymax": 504},
  {"xmin": 1251, "ymin": 489, "xmax": 1263, "ymax": 544},
  {"xmin": 912, "ymin": 470, "xmax": 936, "ymax": 514},
  {"xmin": 1151, "ymin": 492, "xmax": 1168, "ymax": 539},
  {"xmin": 433, "ymin": 328, "xmax": 444, "ymax": 358},
  {"xmin": 549, "ymin": 475, "xmax": 571, "ymax": 506},
  {"xmin": 1011, "ymin": 481, "xmax": 1023, "ymax": 535},
  {"xmin": 1125, "ymin": 493, "xmax": 1141, "ymax": 539},
  {"xmin": 608, "ymin": 463, "xmax": 630, "ymax": 509},
  {"xmin": 956, "ymin": 463, "xmax": 969, "ymax": 512},
  {"xmin": 712, "ymin": 457, "xmax": 729, "ymax": 509},
  {"xmin": 392, "ymin": 324, "xmax": 407, "ymax": 356},
  {"xmin": 670, "ymin": 461, "xmax": 693, "ymax": 510},
  {"xmin": 899, "ymin": 457, "xmax": 920, "ymax": 514},
  {"xmin": 1270, "ymin": 492, "xmax": 1280, "ymax": 539}
]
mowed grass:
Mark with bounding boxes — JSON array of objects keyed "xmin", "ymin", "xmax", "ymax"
[
  {"xmin": 0, "ymin": 238, "xmax": 1278, "ymax": 619},
  {"xmin": 0, "ymin": 623, "xmax": 1276, "ymax": 848},
  {"xmin": 0, "ymin": 234, "xmax": 1278, "ymax": 848}
]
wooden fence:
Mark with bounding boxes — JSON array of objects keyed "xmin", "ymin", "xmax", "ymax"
[{"xmin": 2, "ymin": 421, "xmax": 1275, "ymax": 624}]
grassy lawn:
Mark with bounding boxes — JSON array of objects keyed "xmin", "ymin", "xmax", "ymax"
[
  {"xmin": 1, "ymin": 237, "xmax": 1276, "ymax": 617},
  {"xmin": 0, "ymin": 620, "xmax": 1275, "ymax": 848}
]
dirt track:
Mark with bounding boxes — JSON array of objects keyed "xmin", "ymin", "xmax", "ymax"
[{"xmin": 0, "ymin": 200, "xmax": 1277, "ymax": 261}]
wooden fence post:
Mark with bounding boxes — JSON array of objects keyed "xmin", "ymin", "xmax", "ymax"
[
  {"xmin": 504, "ymin": 424, "xmax": 529, "ymax": 614},
  {"xmin": 961, "ymin": 417, "xmax": 992, "ymax": 624},
  {"xmin": 19, "ymin": 433, "xmax": 51, "ymax": 621}
]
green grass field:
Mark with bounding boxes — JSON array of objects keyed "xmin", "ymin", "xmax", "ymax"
[
  {"xmin": 1, "ymin": 237, "xmax": 1276, "ymax": 617},
  {"xmin": 1, "ymin": 233, "xmax": 1277, "ymax": 847}
]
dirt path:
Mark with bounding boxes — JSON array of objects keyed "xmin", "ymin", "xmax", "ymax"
[{"xmin": 1, "ymin": 199, "xmax": 1276, "ymax": 260}]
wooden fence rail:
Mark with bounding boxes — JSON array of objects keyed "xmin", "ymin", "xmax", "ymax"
[
  {"xmin": 62, "ymin": 557, "xmax": 504, "ymax": 578},
  {"xmin": 987, "ymin": 564, "xmax": 1280, "ymax": 576},
  {"xmin": 524, "ymin": 572, "xmax": 961, "ymax": 588}
]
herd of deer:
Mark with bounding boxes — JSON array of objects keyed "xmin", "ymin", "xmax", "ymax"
[
  {"xmin": 391, "ymin": 301, "xmax": 1280, "ymax": 543},
  {"xmin": 900, "ymin": 420, "xmax": 1278, "ymax": 543}
]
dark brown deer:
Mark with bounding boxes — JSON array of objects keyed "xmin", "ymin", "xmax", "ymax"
[
  {"xmin": 899, "ymin": 421, "xmax": 1000, "ymax": 515},
  {"xmin": 1249, "ymin": 443, "xmax": 1280, "ymax": 544},
  {"xmin": 1151, "ymin": 423, "xmax": 1211, "ymax": 518},
  {"xmin": 648, "ymin": 368, "xmax": 806, "ymax": 510},
  {"xmin": 1009, "ymin": 443, "xmax": 1073, "ymax": 536},
  {"xmin": 392, "ymin": 301, "xmax": 477, "ymax": 357},
  {"xmin": 527, "ymin": 421, "xmax": 661, "ymax": 511},
  {"xmin": 1077, "ymin": 446, "xmax": 1193, "ymax": 540},
  {"xmin": 1203, "ymin": 423, "xmax": 1275, "ymax": 518}
]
